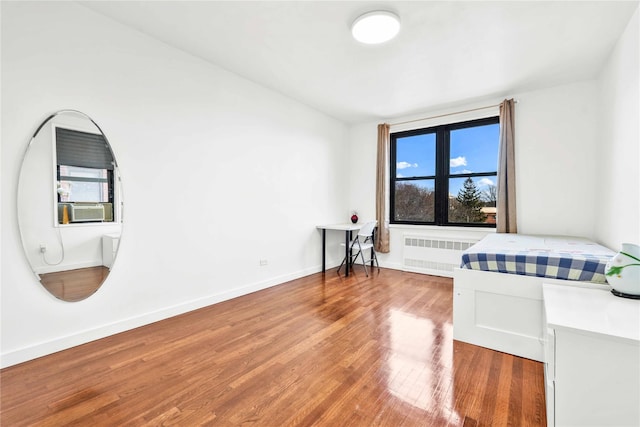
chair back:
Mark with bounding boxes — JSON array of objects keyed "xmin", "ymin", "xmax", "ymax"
[{"xmin": 357, "ymin": 221, "xmax": 377, "ymax": 238}]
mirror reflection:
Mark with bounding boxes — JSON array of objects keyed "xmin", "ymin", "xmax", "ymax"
[{"xmin": 17, "ymin": 110, "xmax": 123, "ymax": 301}]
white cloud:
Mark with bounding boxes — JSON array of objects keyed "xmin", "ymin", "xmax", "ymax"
[
  {"xmin": 450, "ymin": 156, "xmax": 467, "ymax": 167},
  {"xmin": 397, "ymin": 161, "xmax": 418, "ymax": 170},
  {"xmin": 478, "ymin": 178, "xmax": 495, "ymax": 187},
  {"xmin": 459, "ymin": 169, "xmax": 473, "ymax": 174}
]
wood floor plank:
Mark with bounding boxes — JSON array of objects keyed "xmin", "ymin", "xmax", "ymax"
[{"xmin": 0, "ymin": 268, "xmax": 547, "ymax": 426}]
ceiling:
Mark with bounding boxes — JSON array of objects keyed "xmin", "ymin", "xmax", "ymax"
[{"xmin": 79, "ymin": 1, "xmax": 638, "ymax": 124}]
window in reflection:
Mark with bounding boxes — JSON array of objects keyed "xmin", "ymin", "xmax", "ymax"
[
  {"xmin": 54, "ymin": 126, "xmax": 116, "ymax": 224},
  {"xmin": 58, "ymin": 166, "xmax": 109, "ymax": 202}
]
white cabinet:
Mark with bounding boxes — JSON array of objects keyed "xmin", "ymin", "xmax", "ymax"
[
  {"xmin": 102, "ymin": 234, "xmax": 120, "ymax": 268},
  {"xmin": 543, "ymin": 284, "xmax": 640, "ymax": 427}
]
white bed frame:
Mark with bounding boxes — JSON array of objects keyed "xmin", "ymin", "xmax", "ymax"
[{"xmin": 452, "ymin": 267, "xmax": 607, "ymax": 362}]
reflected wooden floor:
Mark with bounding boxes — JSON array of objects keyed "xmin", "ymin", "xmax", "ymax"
[
  {"xmin": 0, "ymin": 268, "xmax": 546, "ymax": 426},
  {"xmin": 40, "ymin": 266, "xmax": 109, "ymax": 301}
]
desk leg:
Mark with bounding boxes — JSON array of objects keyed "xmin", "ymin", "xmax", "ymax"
[
  {"xmin": 345, "ymin": 230, "xmax": 351, "ymax": 276},
  {"xmin": 371, "ymin": 228, "xmax": 375, "ymax": 268},
  {"xmin": 321, "ymin": 229, "xmax": 326, "ymax": 273}
]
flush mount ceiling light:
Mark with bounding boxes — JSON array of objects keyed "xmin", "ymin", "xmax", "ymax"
[{"xmin": 351, "ymin": 10, "xmax": 400, "ymax": 44}]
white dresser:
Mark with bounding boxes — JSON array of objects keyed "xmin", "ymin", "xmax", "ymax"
[{"xmin": 543, "ymin": 283, "xmax": 640, "ymax": 427}]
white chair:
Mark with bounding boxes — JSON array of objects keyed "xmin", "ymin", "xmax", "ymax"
[{"xmin": 337, "ymin": 221, "xmax": 379, "ymax": 276}]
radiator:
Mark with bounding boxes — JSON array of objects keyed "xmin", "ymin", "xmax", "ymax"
[{"xmin": 403, "ymin": 234, "xmax": 479, "ymax": 277}]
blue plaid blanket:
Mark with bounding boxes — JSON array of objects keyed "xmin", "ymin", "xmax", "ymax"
[{"xmin": 460, "ymin": 234, "xmax": 614, "ymax": 284}]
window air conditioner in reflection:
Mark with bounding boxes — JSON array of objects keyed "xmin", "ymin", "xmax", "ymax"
[
  {"xmin": 67, "ymin": 204, "xmax": 105, "ymax": 222},
  {"xmin": 71, "ymin": 204, "xmax": 105, "ymax": 222},
  {"xmin": 58, "ymin": 203, "xmax": 112, "ymax": 223}
]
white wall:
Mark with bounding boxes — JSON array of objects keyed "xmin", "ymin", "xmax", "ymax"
[
  {"xmin": 348, "ymin": 80, "xmax": 602, "ymax": 269},
  {"xmin": 596, "ymin": 7, "xmax": 640, "ymax": 250},
  {"xmin": 515, "ymin": 81, "xmax": 600, "ymax": 237},
  {"xmin": 1, "ymin": 2, "xmax": 349, "ymax": 367}
]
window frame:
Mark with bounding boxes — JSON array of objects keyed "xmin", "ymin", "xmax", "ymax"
[
  {"xmin": 52, "ymin": 123, "xmax": 119, "ymax": 226},
  {"xmin": 390, "ymin": 116, "xmax": 499, "ymax": 228}
]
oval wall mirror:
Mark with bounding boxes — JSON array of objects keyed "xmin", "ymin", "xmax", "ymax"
[{"xmin": 17, "ymin": 110, "xmax": 123, "ymax": 302}]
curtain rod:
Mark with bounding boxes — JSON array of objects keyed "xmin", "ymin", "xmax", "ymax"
[{"xmin": 389, "ymin": 100, "xmax": 517, "ymax": 127}]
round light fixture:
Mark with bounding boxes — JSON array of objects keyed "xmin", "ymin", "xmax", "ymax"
[{"xmin": 351, "ymin": 10, "xmax": 400, "ymax": 44}]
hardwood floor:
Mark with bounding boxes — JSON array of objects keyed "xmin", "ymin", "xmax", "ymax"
[
  {"xmin": 1, "ymin": 268, "xmax": 546, "ymax": 426},
  {"xmin": 40, "ymin": 266, "xmax": 109, "ymax": 301}
]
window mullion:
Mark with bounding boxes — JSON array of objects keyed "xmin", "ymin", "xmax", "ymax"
[
  {"xmin": 59, "ymin": 176, "xmax": 108, "ymax": 183},
  {"xmin": 435, "ymin": 127, "xmax": 449, "ymax": 225}
]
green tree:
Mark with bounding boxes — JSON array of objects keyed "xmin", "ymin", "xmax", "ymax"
[{"xmin": 449, "ymin": 178, "xmax": 487, "ymax": 223}]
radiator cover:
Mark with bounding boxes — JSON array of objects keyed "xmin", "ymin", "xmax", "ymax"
[{"xmin": 403, "ymin": 235, "xmax": 478, "ymax": 277}]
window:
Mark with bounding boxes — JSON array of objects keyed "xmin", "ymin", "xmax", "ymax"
[
  {"xmin": 55, "ymin": 126, "xmax": 116, "ymax": 224},
  {"xmin": 390, "ymin": 117, "xmax": 499, "ymax": 227},
  {"xmin": 58, "ymin": 165, "xmax": 110, "ymax": 204}
]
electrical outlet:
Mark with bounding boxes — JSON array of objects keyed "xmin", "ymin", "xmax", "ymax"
[
  {"xmin": 39, "ymin": 244, "xmax": 47, "ymax": 253},
  {"xmin": 259, "ymin": 259, "xmax": 268, "ymax": 266}
]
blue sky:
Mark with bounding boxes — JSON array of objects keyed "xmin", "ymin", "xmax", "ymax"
[{"xmin": 396, "ymin": 123, "xmax": 499, "ymax": 196}]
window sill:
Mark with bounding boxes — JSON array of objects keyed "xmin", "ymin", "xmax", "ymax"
[
  {"xmin": 55, "ymin": 221, "xmax": 121, "ymax": 228},
  {"xmin": 388, "ymin": 223, "xmax": 496, "ymax": 239},
  {"xmin": 389, "ymin": 223, "xmax": 496, "ymax": 232}
]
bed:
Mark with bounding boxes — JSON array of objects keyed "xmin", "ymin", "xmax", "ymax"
[{"xmin": 452, "ymin": 233, "xmax": 614, "ymax": 362}]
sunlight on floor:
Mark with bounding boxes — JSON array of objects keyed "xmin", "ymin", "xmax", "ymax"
[{"xmin": 386, "ymin": 308, "xmax": 460, "ymax": 423}]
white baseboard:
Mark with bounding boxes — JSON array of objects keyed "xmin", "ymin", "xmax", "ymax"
[
  {"xmin": 0, "ymin": 266, "xmax": 320, "ymax": 368},
  {"xmin": 379, "ymin": 261, "xmax": 403, "ymax": 271}
]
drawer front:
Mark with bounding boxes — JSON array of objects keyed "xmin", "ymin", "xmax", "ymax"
[{"xmin": 544, "ymin": 327, "xmax": 555, "ymax": 379}]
